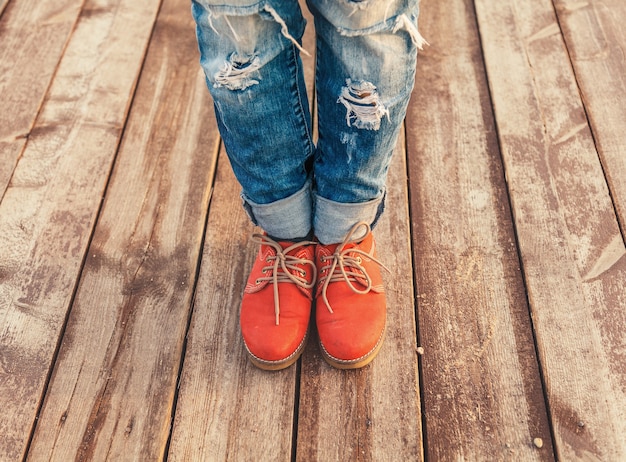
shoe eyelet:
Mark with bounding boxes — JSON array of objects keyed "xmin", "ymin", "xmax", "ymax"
[
  {"xmin": 255, "ymin": 279, "xmax": 261, "ymax": 285},
  {"xmin": 356, "ymin": 257, "xmax": 362, "ymax": 264}
]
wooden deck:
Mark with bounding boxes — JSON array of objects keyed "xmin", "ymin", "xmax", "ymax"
[{"xmin": 1, "ymin": 0, "xmax": 625, "ymax": 459}]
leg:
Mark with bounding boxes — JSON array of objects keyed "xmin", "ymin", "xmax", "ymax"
[
  {"xmin": 192, "ymin": 0, "xmax": 314, "ymax": 240},
  {"xmin": 192, "ymin": 0, "xmax": 317, "ymax": 370},
  {"xmin": 307, "ymin": 0, "xmax": 426, "ymax": 368},
  {"xmin": 308, "ymin": 0, "xmax": 426, "ymax": 244}
]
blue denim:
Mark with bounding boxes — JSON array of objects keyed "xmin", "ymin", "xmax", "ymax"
[{"xmin": 192, "ymin": 0, "xmax": 426, "ymax": 244}]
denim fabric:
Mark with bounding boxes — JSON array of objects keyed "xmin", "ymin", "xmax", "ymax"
[{"xmin": 192, "ymin": 0, "xmax": 425, "ymax": 244}]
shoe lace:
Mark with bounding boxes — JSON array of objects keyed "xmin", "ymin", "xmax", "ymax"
[
  {"xmin": 251, "ymin": 234, "xmax": 317, "ymax": 325},
  {"xmin": 318, "ymin": 222, "xmax": 389, "ymax": 314}
]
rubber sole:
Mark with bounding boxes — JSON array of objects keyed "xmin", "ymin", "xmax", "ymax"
[
  {"xmin": 319, "ymin": 327, "xmax": 386, "ymax": 370},
  {"xmin": 245, "ymin": 330, "xmax": 308, "ymax": 371}
]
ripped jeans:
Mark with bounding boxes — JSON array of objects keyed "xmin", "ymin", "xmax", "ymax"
[{"xmin": 191, "ymin": 0, "xmax": 426, "ymax": 244}]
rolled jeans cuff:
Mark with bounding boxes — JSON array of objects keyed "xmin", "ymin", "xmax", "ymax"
[
  {"xmin": 314, "ymin": 190, "xmax": 386, "ymax": 245},
  {"xmin": 241, "ymin": 179, "xmax": 313, "ymax": 240}
]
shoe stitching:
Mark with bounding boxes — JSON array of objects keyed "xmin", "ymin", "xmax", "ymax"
[
  {"xmin": 250, "ymin": 234, "xmax": 317, "ymax": 325},
  {"xmin": 244, "ymin": 330, "xmax": 308, "ymax": 367},
  {"xmin": 318, "ymin": 222, "xmax": 389, "ymax": 313},
  {"xmin": 319, "ymin": 324, "xmax": 386, "ymax": 366}
]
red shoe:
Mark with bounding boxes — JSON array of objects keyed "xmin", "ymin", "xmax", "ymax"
[
  {"xmin": 240, "ymin": 234, "xmax": 316, "ymax": 370},
  {"xmin": 315, "ymin": 222, "xmax": 388, "ymax": 369}
]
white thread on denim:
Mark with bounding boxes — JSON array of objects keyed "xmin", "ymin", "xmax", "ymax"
[
  {"xmin": 338, "ymin": 79, "xmax": 390, "ymax": 131},
  {"xmin": 263, "ymin": 5, "xmax": 311, "ymax": 57},
  {"xmin": 339, "ymin": 131, "xmax": 358, "ymax": 163},
  {"xmin": 393, "ymin": 14, "xmax": 429, "ymax": 50},
  {"xmin": 205, "ymin": 9, "xmax": 219, "ymax": 35},
  {"xmin": 208, "ymin": 4, "xmax": 310, "ymax": 91},
  {"xmin": 213, "ymin": 54, "xmax": 261, "ymax": 90},
  {"xmin": 222, "ymin": 14, "xmax": 240, "ymax": 42}
]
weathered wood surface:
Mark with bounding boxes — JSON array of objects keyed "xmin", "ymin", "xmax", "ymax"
[
  {"xmin": 168, "ymin": 147, "xmax": 300, "ymax": 460},
  {"xmin": 0, "ymin": 0, "xmax": 161, "ymax": 459},
  {"xmin": 169, "ymin": 3, "xmax": 313, "ymax": 459},
  {"xmin": 296, "ymin": 130, "xmax": 423, "ymax": 460},
  {"xmin": 0, "ymin": 0, "xmax": 10, "ymax": 16},
  {"xmin": 1, "ymin": 0, "xmax": 625, "ymax": 459},
  {"xmin": 170, "ymin": 133, "xmax": 422, "ymax": 462},
  {"xmin": 299, "ymin": 2, "xmax": 423, "ymax": 458},
  {"xmin": 474, "ymin": 0, "xmax": 626, "ymax": 459},
  {"xmin": 26, "ymin": 0, "xmax": 217, "ymax": 459},
  {"xmin": 0, "ymin": 0, "xmax": 83, "ymax": 196},
  {"xmin": 0, "ymin": 0, "xmax": 9, "ymax": 17},
  {"xmin": 407, "ymin": 0, "xmax": 554, "ymax": 459},
  {"xmin": 554, "ymin": 0, "xmax": 626, "ymax": 231}
]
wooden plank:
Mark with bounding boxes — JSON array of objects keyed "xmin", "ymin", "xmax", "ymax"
[
  {"xmin": 474, "ymin": 0, "xmax": 626, "ymax": 459},
  {"xmin": 553, "ymin": 0, "xmax": 626, "ymax": 232},
  {"xmin": 25, "ymin": 1, "xmax": 217, "ymax": 460},
  {"xmin": 0, "ymin": 0, "xmax": 161, "ymax": 459},
  {"xmin": 167, "ymin": 149, "xmax": 299, "ymax": 460},
  {"xmin": 0, "ymin": 0, "xmax": 10, "ymax": 18},
  {"xmin": 295, "ymin": 5, "xmax": 421, "ymax": 459},
  {"xmin": 405, "ymin": 0, "xmax": 554, "ymax": 460},
  {"xmin": 168, "ymin": 1, "xmax": 315, "ymax": 458},
  {"xmin": 296, "ymin": 130, "xmax": 423, "ymax": 460},
  {"xmin": 0, "ymin": 0, "xmax": 83, "ymax": 196}
]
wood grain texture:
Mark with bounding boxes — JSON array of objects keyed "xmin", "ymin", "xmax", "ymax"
[
  {"xmin": 167, "ymin": 1, "xmax": 316, "ymax": 458},
  {"xmin": 0, "ymin": 0, "xmax": 9, "ymax": 17},
  {"xmin": 296, "ymin": 3, "xmax": 422, "ymax": 458},
  {"xmin": 25, "ymin": 1, "xmax": 216, "ymax": 459},
  {"xmin": 406, "ymin": 0, "xmax": 554, "ymax": 460},
  {"xmin": 296, "ymin": 131, "xmax": 423, "ymax": 461},
  {"xmin": 0, "ymin": 0, "xmax": 160, "ymax": 459},
  {"xmin": 474, "ymin": 0, "xmax": 626, "ymax": 459},
  {"xmin": 1, "ymin": 0, "xmax": 623, "ymax": 457},
  {"xmin": 0, "ymin": 0, "xmax": 83, "ymax": 196},
  {"xmin": 553, "ymin": 0, "xmax": 626, "ymax": 233},
  {"xmin": 167, "ymin": 148, "xmax": 299, "ymax": 461}
]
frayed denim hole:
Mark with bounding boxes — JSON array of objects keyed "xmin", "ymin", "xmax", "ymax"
[
  {"xmin": 344, "ymin": 0, "xmax": 370, "ymax": 13},
  {"xmin": 392, "ymin": 13, "xmax": 429, "ymax": 50},
  {"xmin": 337, "ymin": 79, "xmax": 390, "ymax": 131},
  {"xmin": 213, "ymin": 53, "xmax": 261, "ymax": 91},
  {"xmin": 209, "ymin": 5, "xmax": 310, "ymax": 91}
]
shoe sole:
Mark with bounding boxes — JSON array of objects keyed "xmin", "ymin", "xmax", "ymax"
[
  {"xmin": 245, "ymin": 330, "xmax": 308, "ymax": 371},
  {"xmin": 319, "ymin": 327, "xmax": 386, "ymax": 370}
]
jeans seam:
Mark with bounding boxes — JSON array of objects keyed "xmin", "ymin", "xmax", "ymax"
[{"xmin": 290, "ymin": 42, "xmax": 315, "ymax": 158}]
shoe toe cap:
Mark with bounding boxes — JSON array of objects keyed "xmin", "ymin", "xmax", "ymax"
[{"xmin": 317, "ymin": 294, "xmax": 386, "ymax": 363}]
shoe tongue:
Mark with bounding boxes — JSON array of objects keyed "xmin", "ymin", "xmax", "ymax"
[
  {"xmin": 263, "ymin": 233, "xmax": 302, "ymax": 251},
  {"xmin": 318, "ymin": 232, "xmax": 370, "ymax": 257},
  {"xmin": 277, "ymin": 240, "xmax": 295, "ymax": 251},
  {"xmin": 341, "ymin": 231, "xmax": 373, "ymax": 254},
  {"xmin": 275, "ymin": 239, "xmax": 314, "ymax": 260}
]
